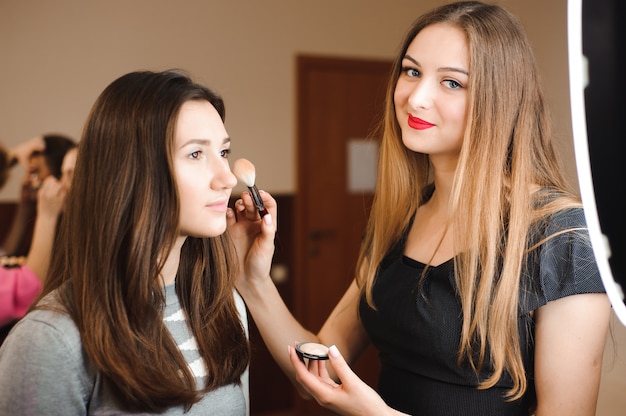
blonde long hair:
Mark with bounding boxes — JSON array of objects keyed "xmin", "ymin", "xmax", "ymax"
[{"xmin": 356, "ymin": 1, "xmax": 580, "ymax": 399}]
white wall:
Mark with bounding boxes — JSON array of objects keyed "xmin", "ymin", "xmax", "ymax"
[
  {"xmin": 0, "ymin": 0, "xmax": 431, "ymax": 198},
  {"xmin": 1, "ymin": 1, "xmax": 624, "ymax": 413},
  {"xmin": 0, "ymin": 0, "xmax": 574, "ymax": 199}
]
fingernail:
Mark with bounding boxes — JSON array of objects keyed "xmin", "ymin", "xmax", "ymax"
[
  {"xmin": 329, "ymin": 345, "xmax": 339, "ymax": 358},
  {"xmin": 263, "ymin": 213, "xmax": 272, "ymax": 225}
]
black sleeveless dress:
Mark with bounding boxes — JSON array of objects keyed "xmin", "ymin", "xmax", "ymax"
[{"xmin": 359, "ymin": 208, "xmax": 605, "ymax": 415}]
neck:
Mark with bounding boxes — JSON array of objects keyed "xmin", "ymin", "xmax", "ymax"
[
  {"xmin": 429, "ymin": 168, "xmax": 456, "ymax": 209},
  {"xmin": 160, "ymin": 236, "xmax": 186, "ymax": 286}
]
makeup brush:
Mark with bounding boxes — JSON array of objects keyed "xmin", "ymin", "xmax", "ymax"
[{"xmin": 232, "ymin": 158, "xmax": 268, "ymax": 218}]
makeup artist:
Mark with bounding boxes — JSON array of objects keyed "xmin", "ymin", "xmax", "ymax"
[
  {"xmin": 1, "ymin": 133, "xmax": 75, "ymax": 258},
  {"xmin": 232, "ymin": 1, "xmax": 610, "ymax": 415},
  {"xmin": 0, "ymin": 139, "xmax": 66, "ymax": 335}
]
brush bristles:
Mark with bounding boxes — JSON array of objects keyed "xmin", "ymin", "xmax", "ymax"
[{"xmin": 232, "ymin": 158, "xmax": 256, "ymax": 187}]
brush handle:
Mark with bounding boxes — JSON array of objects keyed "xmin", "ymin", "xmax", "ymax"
[{"xmin": 248, "ymin": 185, "xmax": 268, "ymax": 218}]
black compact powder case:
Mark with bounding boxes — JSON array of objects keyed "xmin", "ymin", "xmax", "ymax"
[{"xmin": 295, "ymin": 342, "xmax": 330, "ymax": 361}]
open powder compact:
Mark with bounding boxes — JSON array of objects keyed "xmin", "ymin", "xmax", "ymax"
[{"xmin": 295, "ymin": 342, "xmax": 329, "ymax": 361}]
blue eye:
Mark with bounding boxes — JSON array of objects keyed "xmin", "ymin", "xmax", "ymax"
[
  {"xmin": 401, "ymin": 66, "xmax": 420, "ymax": 78},
  {"xmin": 443, "ymin": 79, "xmax": 462, "ymax": 89}
]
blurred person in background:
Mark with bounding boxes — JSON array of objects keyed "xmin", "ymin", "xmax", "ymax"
[
  {"xmin": 1, "ymin": 133, "xmax": 75, "ymax": 258},
  {"xmin": 0, "ymin": 139, "xmax": 67, "ymax": 339}
]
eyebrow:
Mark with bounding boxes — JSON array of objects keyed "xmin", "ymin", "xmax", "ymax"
[
  {"xmin": 179, "ymin": 137, "xmax": 231, "ymax": 149},
  {"xmin": 402, "ymin": 55, "xmax": 469, "ymax": 76}
]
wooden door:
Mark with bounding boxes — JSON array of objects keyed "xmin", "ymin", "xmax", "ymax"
[{"xmin": 294, "ymin": 55, "xmax": 392, "ymax": 414}]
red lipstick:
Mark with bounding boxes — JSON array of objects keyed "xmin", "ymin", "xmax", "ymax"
[{"xmin": 408, "ymin": 115, "xmax": 435, "ymax": 130}]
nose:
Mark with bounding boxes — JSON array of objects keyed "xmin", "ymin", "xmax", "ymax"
[
  {"xmin": 407, "ymin": 79, "xmax": 435, "ymax": 110},
  {"xmin": 211, "ymin": 161, "xmax": 238, "ymax": 190}
]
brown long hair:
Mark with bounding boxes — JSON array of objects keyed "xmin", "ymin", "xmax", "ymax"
[
  {"xmin": 356, "ymin": 1, "xmax": 580, "ymax": 399},
  {"xmin": 40, "ymin": 70, "xmax": 249, "ymax": 412}
]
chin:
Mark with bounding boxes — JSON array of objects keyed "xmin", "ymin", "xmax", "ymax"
[
  {"xmin": 182, "ymin": 223, "xmax": 227, "ymax": 239},
  {"xmin": 203, "ymin": 226, "xmax": 227, "ymax": 238}
]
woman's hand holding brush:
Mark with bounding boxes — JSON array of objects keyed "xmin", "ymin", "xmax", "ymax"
[{"xmin": 227, "ymin": 158, "xmax": 277, "ymax": 292}]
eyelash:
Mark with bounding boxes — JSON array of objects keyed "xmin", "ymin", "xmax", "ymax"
[
  {"xmin": 189, "ymin": 148, "xmax": 231, "ymax": 160},
  {"xmin": 401, "ymin": 66, "xmax": 419, "ymax": 77},
  {"xmin": 400, "ymin": 66, "xmax": 464, "ymax": 89},
  {"xmin": 444, "ymin": 80, "xmax": 462, "ymax": 89}
]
